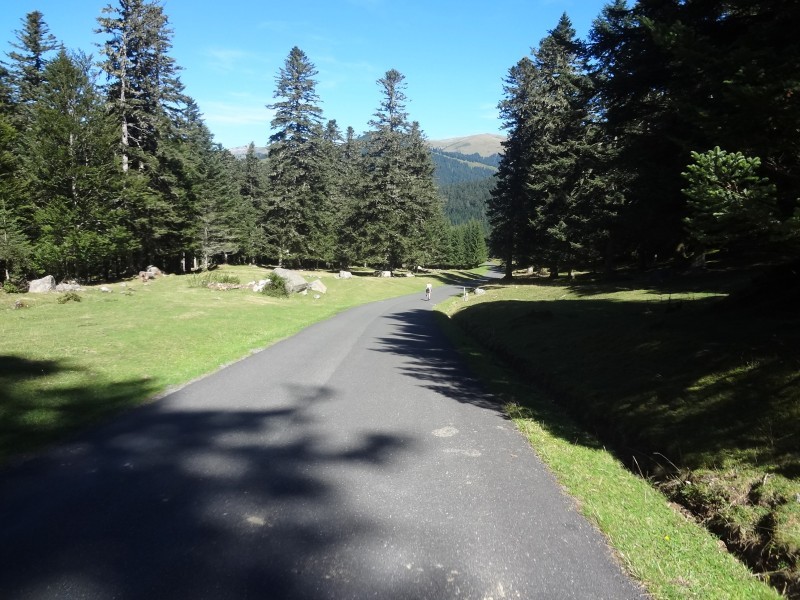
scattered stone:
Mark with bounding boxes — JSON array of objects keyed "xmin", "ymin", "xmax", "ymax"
[
  {"xmin": 380, "ymin": 271, "xmax": 391, "ymax": 278},
  {"xmin": 100, "ymin": 286, "xmax": 112, "ymax": 293},
  {"xmin": 309, "ymin": 279, "xmax": 327, "ymax": 294},
  {"xmin": 146, "ymin": 265, "xmax": 163, "ymax": 278},
  {"xmin": 207, "ymin": 282, "xmax": 240, "ymax": 291},
  {"xmin": 474, "ymin": 287, "xmax": 486, "ymax": 295},
  {"xmin": 313, "ymin": 294, "xmax": 320, "ymax": 299},
  {"xmin": 273, "ymin": 268, "xmax": 308, "ymax": 293},
  {"xmin": 13, "ymin": 299, "xmax": 29, "ymax": 309},
  {"xmin": 55, "ymin": 281, "xmax": 82, "ymax": 292},
  {"xmin": 252, "ymin": 279, "xmax": 269, "ymax": 293},
  {"xmin": 338, "ymin": 271, "xmax": 352, "ymax": 279},
  {"xmin": 28, "ymin": 275, "xmax": 55, "ymax": 293}
]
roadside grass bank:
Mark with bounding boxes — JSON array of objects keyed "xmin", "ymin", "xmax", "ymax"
[
  {"xmin": 435, "ymin": 265, "xmax": 797, "ymax": 598},
  {"xmin": 0, "ymin": 264, "xmax": 482, "ymax": 465}
]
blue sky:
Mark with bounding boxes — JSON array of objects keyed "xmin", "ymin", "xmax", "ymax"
[{"xmin": 1, "ymin": 0, "xmax": 612, "ymax": 149}]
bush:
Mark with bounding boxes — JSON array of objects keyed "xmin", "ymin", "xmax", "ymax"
[
  {"xmin": 57, "ymin": 292, "xmax": 82, "ymax": 304},
  {"xmin": 3, "ymin": 280, "xmax": 21, "ymax": 294},
  {"xmin": 261, "ymin": 272, "xmax": 289, "ymax": 297}
]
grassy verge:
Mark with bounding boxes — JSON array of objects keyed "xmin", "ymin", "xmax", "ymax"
[
  {"xmin": 434, "ymin": 266, "xmax": 796, "ymax": 598},
  {"xmin": 0, "ymin": 264, "xmax": 479, "ymax": 464}
]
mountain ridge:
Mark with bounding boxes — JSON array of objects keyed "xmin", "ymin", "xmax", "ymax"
[{"xmin": 227, "ymin": 133, "xmax": 505, "ymax": 160}]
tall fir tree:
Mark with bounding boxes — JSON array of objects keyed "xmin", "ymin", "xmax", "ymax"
[
  {"xmin": 525, "ymin": 14, "xmax": 601, "ymax": 277},
  {"xmin": 237, "ymin": 142, "xmax": 270, "ymax": 263},
  {"xmin": 97, "ymin": 0, "xmax": 191, "ymax": 271},
  {"xmin": 265, "ymin": 46, "xmax": 328, "ymax": 267},
  {"xmin": 351, "ymin": 69, "xmax": 442, "ymax": 270},
  {"xmin": 5, "ymin": 11, "xmax": 59, "ymax": 118},
  {"xmin": 488, "ymin": 57, "xmax": 537, "ymax": 279},
  {"xmin": 21, "ymin": 50, "xmax": 124, "ymax": 280}
]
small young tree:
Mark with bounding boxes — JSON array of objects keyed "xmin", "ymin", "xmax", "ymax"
[{"xmin": 682, "ymin": 146, "xmax": 778, "ymax": 258}]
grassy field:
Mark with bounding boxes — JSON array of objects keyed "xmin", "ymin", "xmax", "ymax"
[
  {"xmin": 437, "ymin": 264, "xmax": 798, "ymax": 598},
  {"xmin": 0, "ymin": 264, "xmax": 480, "ymax": 463}
]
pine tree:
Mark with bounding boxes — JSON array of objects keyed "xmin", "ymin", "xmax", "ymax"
[
  {"xmin": 0, "ymin": 112, "xmax": 30, "ymax": 281},
  {"xmin": 5, "ymin": 11, "xmax": 59, "ymax": 116},
  {"xmin": 682, "ymin": 147, "xmax": 778, "ymax": 258},
  {"xmin": 237, "ymin": 142, "xmax": 270, "ymax": 263},
  {"xmin": 525, "ymin": 14, "xmax": 600, "ymax": 278},
  {"xmin": 351, "ymin": 69, "xmax": 441, "ymax": 270},
  {"xmin": 97, "ymin": 0, "xmax": 185, "ymax": 174},
  {"xmin": 265, "ymin": 46, "xmax": 328, "ymax": 267},
  {"xmin": 488, "ymin": 57, "xmax": 537, "ymax": 279},
  {"xmin": 21, "ymin": 50, "xmax": 124, "ymax": 280},
  {"xmin": 336, "ymin": 126, "xmax": 365, "ymax": 268},
  {"xmin": 97, "ymin": 0, "xmax": 190, "ymax": 270}
]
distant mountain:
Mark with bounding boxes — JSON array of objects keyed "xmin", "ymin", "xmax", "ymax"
[
  {"xmin": 228, "ymin": 145, "xmax": 268, "ymax": 159},
  {"xmin": 227, "ymin": 133, "xmax": 505, "ymax": 161},
  {"xmin": 427, "ymin": 133, "xmax": 505, "ymax": 158}
]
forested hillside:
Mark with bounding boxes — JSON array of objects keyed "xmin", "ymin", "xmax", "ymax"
[{"xmin": 431, "ymin": 148, "xmax": 497, "ymax": 232}]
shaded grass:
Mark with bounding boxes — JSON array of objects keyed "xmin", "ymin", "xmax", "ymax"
[
  {"xmin": 436, "ymin": 267, "xmax": 798, "ymax": 597},
  {"xmin": 0, "ymin": 265, "xmax": 462, "ymax": 464}
]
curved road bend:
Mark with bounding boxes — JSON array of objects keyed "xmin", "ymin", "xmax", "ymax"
[{"xmin": 0, "ymin": 276, "xmax": 647, "ymax": 600}]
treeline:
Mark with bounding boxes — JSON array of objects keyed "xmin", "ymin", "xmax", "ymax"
[
  {"xmin": 489, "ymin": 1, "xmax": 800, "ymax": 278},
  {"xmin": 0, "ymin": 2, "xmax": 486, "ymax": 286}
]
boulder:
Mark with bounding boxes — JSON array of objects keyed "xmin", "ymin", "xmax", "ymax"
[
  {"xmin": 252, "ymin": 279, "xmax": 269, "ymax": 293},
  {"xmin": 474, "ymin": 287, "xmax": 486, "ymax": 295},
  {"xmin": 381, "ymin": 271, "xmax": 392, "ymax": 278},
  {"xmin": 28, "ymin": 275, "xmax": 55, "ymax": 293},
  {"xmin": 273, "ymin": 268, "xmax": 308, "ymax": 293},
  {"xmin": 55, "ymin": 281, "xmax": 82, "ymax": 292},
  {"xmin": 309, "ymin": 279, "xmax": 327, "ymax": 294},
  {"xmin": 146, "ymin": 265, "xmax": 163, "ymax": 278},
  {"xmin": 338, "ymin": 271, "xmax": 352, "ymax": 279}
]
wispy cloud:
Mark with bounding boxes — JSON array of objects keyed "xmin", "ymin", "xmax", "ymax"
[
  {"xmin": 205, "ymin": 47, "xmax": 257, "ymax": 73},
  {"xmin": 200, "ymin": 99, "xmax": 272, "ymax": 127}
]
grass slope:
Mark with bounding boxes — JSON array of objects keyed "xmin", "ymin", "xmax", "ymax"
[{"xmin": 436, "ymin": 266, "xmax": 797, "ymax": 598}]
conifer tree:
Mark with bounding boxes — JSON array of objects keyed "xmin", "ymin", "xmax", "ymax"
[
  {"xmin": 237, "ymin": 142, "xmax": 270, "ymax": 263},
  {"xmin": 352, "ymin": 69, "xmax": 442, "ymax": 270},
  {"xmin": 97, "ymin": 0, "xmax": 185, "ymax": 174},
  {"xmin": 488, "ymin": 57, "xmax": 536, "ymax": 279},
  {"xmin": 265, "ymin": 46, "xmax": 328, "ymax": 266},
  {"xmin": 5, "ymin": 11, "xmax": 59, "ymax": 116},
  {"xmin": 97, "ymin": 0, "xmax": 190, "ymax": 270},
  {"xmin": 22, "ymin": 50, "xmax": 124, "ymax": 280},
  {"xmin": 526, "ymin": 14, "xmax": 600, "ymax": 277}
]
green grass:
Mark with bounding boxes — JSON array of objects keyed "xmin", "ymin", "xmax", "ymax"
[
  {"xmin": 0, "ymin": 264, "xmax": 479, "ymax": 463},
  {"xmin": 435, "ymin": 266, "xmax": 797, "ymax": 598}
]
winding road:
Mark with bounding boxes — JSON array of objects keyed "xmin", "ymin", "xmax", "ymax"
[{"xmin": 0, "ymin": 275, "xmax": 646, "ymax": 599}]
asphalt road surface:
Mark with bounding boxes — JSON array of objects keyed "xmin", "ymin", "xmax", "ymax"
[{"xmin": 0, "ymin": 276, "xmax": 647, "ymax": 599}]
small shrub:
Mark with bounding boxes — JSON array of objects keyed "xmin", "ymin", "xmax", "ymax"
[
  {"xmin": 3, "ymin": 280, "xmax": 22, "ymax": 294},
  {"xmin": 261, "ymin": 272, "xmax": 289, "ymax": 297},
  {"xmin": 57, "ymin": 292, "xmax": 82, "ymax": 304}
]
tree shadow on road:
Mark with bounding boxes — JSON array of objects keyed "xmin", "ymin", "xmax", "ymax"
[
  {"xmin": 370, "ymin": 306, "xmax": 504, "ymax": 413},
  {"xmin": 0, "ymin": 374, "xmax": 490, "ymax": 599}
]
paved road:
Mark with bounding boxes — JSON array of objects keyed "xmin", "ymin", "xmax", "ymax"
[{"xmin": 0, "ymin": 277, "xmax": 647, "ymax": 599}]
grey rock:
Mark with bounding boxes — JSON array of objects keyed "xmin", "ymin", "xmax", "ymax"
[
  {"xmin": 273, "ymin": 268, "xmax": 308, "ymax": 293},
  {"xmin": 28, "ymin": 275, "xmax": 55, "ymax": 293}
]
